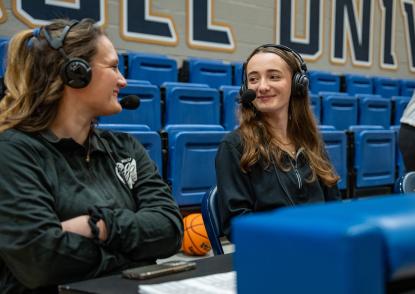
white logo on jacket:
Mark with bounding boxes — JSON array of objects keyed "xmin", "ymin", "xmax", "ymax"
[{"xmin": 115, "ymin": 158, "xmax": 137, "ymax": 189}]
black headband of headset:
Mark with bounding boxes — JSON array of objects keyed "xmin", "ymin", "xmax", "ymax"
[
  {"xmin": 43, "ymin": 20, "xmax": 79, "ymax": 51},
  {"xmin": 254, "ymin": 43, "xmax": 308, "ymax": 73}
]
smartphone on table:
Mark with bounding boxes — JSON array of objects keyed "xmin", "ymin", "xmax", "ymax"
[{"xmin": 121, "ymin": 260, "xmax": 197, "ymax": 280}]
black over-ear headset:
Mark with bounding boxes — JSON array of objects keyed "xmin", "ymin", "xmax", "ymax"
[
  {"xmin": 240, "ymin": 44, "xmax": 309, "ymax": 98},
  {"xmin": 43, "ymin": 21, "xmax": 92, "ymax": 89}
]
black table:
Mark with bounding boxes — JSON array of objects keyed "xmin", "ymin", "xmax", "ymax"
[{"xmin": 59, "ymin": 254, "xmax": 233, "ymax": 294}]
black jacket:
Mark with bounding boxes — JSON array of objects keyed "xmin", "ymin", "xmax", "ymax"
[
  {"xmin": 215, "ymin": 130, "xmax": 340, "ymax": 239},
  {"xmin": 0, "ymin": 128, "xmax": 183, "ymax": 294}
]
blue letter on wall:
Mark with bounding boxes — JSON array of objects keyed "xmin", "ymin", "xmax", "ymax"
[
  {"xmin": 187, "ymin": 0, "xmax": 235, "ymax": 52},
  {"xmin": 401, "ymin": 0, "xmax": 415, "ymax": 72},
  {"xmin": 13, "ymin": 0, "xmax": 106, "ymax": 26},
  {"xmin": 120, "ymin": 0, "xmax": 178, "ymax": 46},
  {"xmin": 276, "ymin": 0, "xmax": 323, "ymax": 60},
  {"xmin": 331, "ymin": 0, "xmax": 373, "ymax": 66},
  {"xmin": 379, "ymin": 0, "xmax": 397, "ymax": 69}
]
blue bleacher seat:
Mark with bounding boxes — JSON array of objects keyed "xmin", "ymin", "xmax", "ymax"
[
  {"xmin": 166, "ymin": 125, "xmax": 227, "ymax": 206},
  {"xmin": 0, "ymin": 41, "xmax": 8, "ymax": 76},
  {"xmin": 392, "ymin": 96, "xmax": 411, "ymax": 125},
  {"xmin": 98, "ymin": 123, "xmax": 151, "ymax": 132},
  {"xmin": 344, "ymin": 74, "xmax": 373, "ymax": 95},
  {"xmin": 309, "ymin": 94, "xmax": 321, "ymax": 123},
  {"xmin": 349, "ymin": 125, "xmax": 395, "ymax": 187},
  {"xmin": 126, "ymin": 79, "xmax": 151, "ymax": 85},
  {"xmin": 201, "ymin": 186, "xmax": 225, "ymax": 255},
  {"xmin": 400, "ymin": 79, "xmax": 415, "ymax": 97},
  {"xmin": 99, "ymin": 84, "xmax": 161, "ymax": 131},
  {"xmin": 373, "ymin": 77, "xmax": 400, "ymax": 98},
  {"xmin": 390, "ymin": 125, "xmax": 405, "ymax": 178},
  {"xmin": 232, "ymin": 62, "xmax": 243, "ymax": 86},
  {"xmin": 321, "ymin": 93, "xmax": 358, "ymax": 130},
  {"xmin": 187, "ymin": 58, "xmax": 232, "ymax": 88},
  {"xmin": 220, "ymin": 85, "xmax": 240, "ymax": 131},
  {"xmin": 308, "ymin": 71, "xmax": 340, "ymax": 93},
  {"xmin": 118, "ymin": 53, "xmax": 125, "ymax": 77},
  {"xmin": 321, "ymin": 129, "xmax": 347, "ymax": 190},
  {"xmin": 127, "ymin": 52, "xmax": 177, "ymax": 86},
  {"xmin": 357, "ymin": 94, "xmax": 391, "ymax": 128},
  {"xmin": 164, "ymin": 84, "xmax": 220, "ymax": 126},
  {"xmin": 161, "ymin": 81, "xmax": 209, "ymax": 88},
  {"xmin": 128, "ymin": 131, "xmax": 163, "ymax": 173},
  {"xmin": 97, "ymin": 125, "xmax": 162, "ymax": 173}
]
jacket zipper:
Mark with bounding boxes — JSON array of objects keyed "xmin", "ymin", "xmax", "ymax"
[{"xmin": 291, "ymin": 154, "xmax": 302, "ymax": 190}]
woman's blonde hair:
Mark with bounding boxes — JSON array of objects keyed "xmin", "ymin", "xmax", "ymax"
[
  {"xmin": 0, "ymin": 18, "xmax": 104, "ymax": 133},
  {"xmin": 238, "ymin": 45, "xmax": 339, "ymax": 187}
]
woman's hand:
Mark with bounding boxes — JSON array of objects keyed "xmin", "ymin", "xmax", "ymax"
[{"xmin": 61, "ymin": 215, "xmax": 108, "ymax": 241}]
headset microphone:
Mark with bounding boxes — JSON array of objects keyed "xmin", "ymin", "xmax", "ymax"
[
  {"xmin": 119, "ymin": 95, "xmax": 140, "ymax": 110},
  {"xmin": 239, "ymin": 89, "xmax": 256, "ymax": 105}
]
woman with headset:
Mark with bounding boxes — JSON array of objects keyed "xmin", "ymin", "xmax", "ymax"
[
  {"xmin": 0, "ymin": 19, "xmax": 183, "ymax": 293},
  {"xmin": 215, "ymin": 44, "xmax": 340, "ymax": 240}
]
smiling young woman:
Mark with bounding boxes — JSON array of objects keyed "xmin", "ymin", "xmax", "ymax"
[
  {"xmin": 215, "ymin": 44, "xmax": 340, "ymax": 240},
  {"xmin": 0, "ymin": 18, "xmax": 183, "ymax": 294}
]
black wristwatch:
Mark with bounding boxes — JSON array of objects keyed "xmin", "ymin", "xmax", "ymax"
[{"xmin": 87, "ymin": 207, "xmax": 103, "ymax": 243}]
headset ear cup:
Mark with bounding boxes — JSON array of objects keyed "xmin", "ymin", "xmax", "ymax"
[
  {"xmin": 292, "ymin": 72, "xmax": 309, "ymax": 96},
  {"xmin": 61, "ymin": 58, "xmax": 92, "ymax": 89}
]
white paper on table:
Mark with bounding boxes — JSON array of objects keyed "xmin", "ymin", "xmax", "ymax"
[{"xmin": 138, "ymin": 271, "xmax": 236, "ymax": 294}]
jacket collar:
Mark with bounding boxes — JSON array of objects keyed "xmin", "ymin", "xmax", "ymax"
[{"xmin": 39, "ymin": 128, "xmax": 107, "ymax": 153}]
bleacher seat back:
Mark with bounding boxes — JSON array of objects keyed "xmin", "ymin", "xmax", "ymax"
[
  {"xmin": 392, "ymin": 96, "xmax": 411, "ymax": 125},
  {"xmin": 232, "ymin": 62, "xmax": 243, "ymax": 86},
  {"xmin": 126, "ymin": 79, "xmax": 151, "ymax": 85},
  {"xmin": 117, "ymin": 53, "xmax": 125, "ymax": 77},
  {"xmin": 220, "ymin": 85, "xmax": 240, "ymax": 130},
  {"xmin": 97, "ymin": 126, "xmax": 162, "ymax": 173},
  {"xmin": 309, "ymin": 71, "xmax": 340, "ymax": 93},
  {"xmin": 188, "ymin": 58, "xmax": 232, "ymax": 88},
  {"xmin": 357, "ymin": 94, "xmax": 391, "ymax": 128},
  {"xmin": 167, "ymin": 127, "xmax": 226, "ymax": 206},
  {"xmin": 345, "ymin": 74, "xmax": 373, "ymax": 95},
  {"xmin": 400, "ymin": 79, "xmax": 415, "ymax": 97},
  {"xmin": 350, "ymin": 126, "xmax": 395, "ymax": 187},
  {"xmin": 99, "ymin": 84, "xmax": 161, "ymax": 131},
  {"xmin": 373, "ymin": 77, "xmax": 400, "ymax": 98},
  {"xmin": 164, "ymin": 86, "xmax": 220, "ymax": 125},
  {"xmin": 201, "ymin": 186, "xmax": 225, "ymax": 255},
  {"xmin": 128, "ymin": 53, "xmax": 177, "ymax": 86},
  {"xmin": 321, "ymin": 94, "xmax": 358, "ymax": 130},
  {"xmin": 162, "ymin": 81, "xmax": 209, "ymax": 89},
  {"xmin": 321, "ymin": 130, "xmax": 347, "ymax": 189},
  {"xmin": 98, "ymin": 124, "xmax": 151, "ymax": 132},
  {"xmin": 390, "ymin": 125, "xmax": 405, "ymax": 177},
  {"xmin": 128, "ymin": 131, "xmax": 163, "ymax": 173},
  {"xmin": 0, "ymin": 41, "xmax": 8, "ymax": 76},
  {"xmin": 310, "ymin": 94, "xmax": 321, "ymax": 122}
]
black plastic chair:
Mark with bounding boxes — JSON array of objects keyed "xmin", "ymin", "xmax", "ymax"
[
  {"xmin": 396, "ymin": 171, "xmax": 415, "ymax": 193},
  {"xmin": 201, "ymin": 186, "xmax": 224, "ymax": 255}
]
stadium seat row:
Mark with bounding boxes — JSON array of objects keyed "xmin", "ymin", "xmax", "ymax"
[
  {"xmin": 311, "ymin": 93, "xmax": 411, "ymax": 129},
  {"xmin": 1, "ymin": 41, "xmax": 414, "ymax": 98},
  {"xmin": 99, "ymin": 123, "xmax": 403, "ymax": 207},
  {"xmin": 99, "ymin": 82, "xmax": 411, "ymax": 133}
]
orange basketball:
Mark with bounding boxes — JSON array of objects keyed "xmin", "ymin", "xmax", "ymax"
[{"xmin": 181, "ymin": 213, "xmax": 212, "ymax": 256}]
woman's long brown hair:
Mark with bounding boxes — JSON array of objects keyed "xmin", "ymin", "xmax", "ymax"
[{"xmin": 0, "ymin": 18, "xmax": 104, "ymax": 133}]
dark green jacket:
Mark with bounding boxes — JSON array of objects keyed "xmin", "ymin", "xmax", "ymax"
[{"xmin": 0, "ymin": 128, "xmax": 183, "ymax": 293}]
